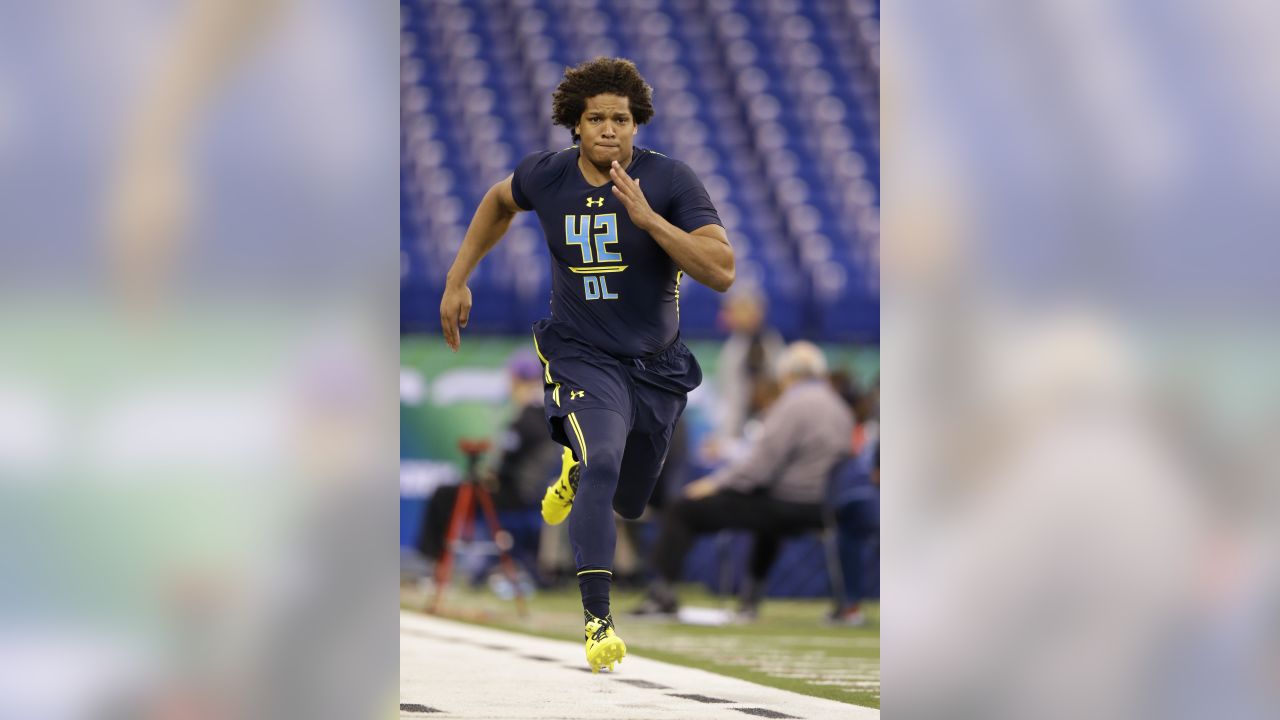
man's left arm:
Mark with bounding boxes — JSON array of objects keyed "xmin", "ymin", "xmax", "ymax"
[
  {"xmin": 609, "ymin": 160, "xmax": 735, "ymax": 292},
  {"xmin": 685, "ymin": 393, "xmax": 799, "ymax": 499}
]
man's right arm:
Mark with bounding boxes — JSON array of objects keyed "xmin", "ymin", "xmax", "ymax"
[{"xmin": 440, "ymin": 174, "xmax": 524, "ymax": 351}]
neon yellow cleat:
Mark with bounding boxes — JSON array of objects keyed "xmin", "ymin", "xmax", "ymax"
[
  {"xmin": 584, "ymin": 613, "xmax": 626, "ymax": 674},
  {"xmin": 541, "ymin": 447, "xmax": 580, "ymax": 526}
]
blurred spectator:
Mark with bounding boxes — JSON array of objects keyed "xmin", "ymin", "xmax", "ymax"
[
  {"xmin": 709, "ymin": 287, "xmax": 785, "ymax": 460},
  {"xmin": 106, "ymin": 0, "xmax": 286, "ymax": 318},
  {"xmin": 831, "ymin": 371, "xmax": 880, "ymax": 455},
  {"xmin": 414, "ymin": 352, "xmax": 559, "ymax": 568},
  {"xmin": 633, "ymin": 341, "xmax": 854, "ymax": 617},
  {"xmin": 829, "ymin": 442, "xmax": 879, "ymax": 625},
  {"xmin": 853, "ymin": 377, "xmax": 880, "ymax": 455}
]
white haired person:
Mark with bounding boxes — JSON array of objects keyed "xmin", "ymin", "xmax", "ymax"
[{"xmin": 634, "ymin": 341, "xmax": 854, "ymax": 618}]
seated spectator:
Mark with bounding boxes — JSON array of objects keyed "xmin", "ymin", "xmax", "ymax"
[
  {"xmin": 633, "ymin": 341, "xmax": 854, "ymax": 617},
  {"xmin": 415, "ymin": 351, "xmax": 560, "ymax": 568}
]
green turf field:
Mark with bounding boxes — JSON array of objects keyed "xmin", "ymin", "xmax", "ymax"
[{"xmin": 402, "ymin": 583, "xmax": 880, "ymax": 709}]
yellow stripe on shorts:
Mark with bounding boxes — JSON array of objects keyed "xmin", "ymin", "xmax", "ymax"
[
  {"xmin": 531, "ymin": 332, "xmax": 552, "ymax": 384},
  {"xmin": 567, "ymin": 411, "xmax": 588, "ymax": 465},
  {"xmin": 576, "ymin": 569, "xmax": 613, "ymax": 576},
  {"xmin": 532, "ymin": 331, "xmax": 560, "ymax": 405}
]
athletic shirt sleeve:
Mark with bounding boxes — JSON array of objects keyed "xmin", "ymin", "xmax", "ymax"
[
  {"xmin": 666, "ymin": 159, "xmax": 722, "ymax": 232},
  {"xmin": 510, "ymin": 151, "xmax": 555, "ymax": 211}
]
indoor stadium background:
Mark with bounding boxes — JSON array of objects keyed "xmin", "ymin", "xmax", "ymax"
[{"xmin": 400, "ymin": 0, "xmax": 878, "ymax": 697}]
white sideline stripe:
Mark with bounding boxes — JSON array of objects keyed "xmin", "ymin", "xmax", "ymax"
[{"xmin": 400, "ymin": 612, "xmax": 880, "ymax": 720}]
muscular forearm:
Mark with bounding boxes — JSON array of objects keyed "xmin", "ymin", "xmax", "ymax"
[
  {"xmin": 606, "ymin": 159, "xmax": 734, "ymax": 291},
  {"xmin": 441, "ymin": 176, "xmax": 520, "ymax": 351},
  {"xmin": 446, "ymin": 187, "xmax": 517, "ymax": 287},
  {"xmin": 645, "ymin": 217, "xmax": 735, "ymax": 292}
]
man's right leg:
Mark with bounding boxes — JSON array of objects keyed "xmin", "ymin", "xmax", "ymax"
[
  {"xmin": 560, "ymin": 408, "xmax": 630, "ymax": 672},
  {"xmin": 561, "ymin": 408, "xmax": 628, "ymax": 611}
]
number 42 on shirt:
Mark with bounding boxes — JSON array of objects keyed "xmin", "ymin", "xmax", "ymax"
[{"xmin": 565, "ymin": 213, "xmax": 626, "ymax": 301}]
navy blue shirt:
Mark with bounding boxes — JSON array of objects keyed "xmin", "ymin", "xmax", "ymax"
[{"xmin": 511, "ymin": 146, "xmax": 721, "ymax": 358}]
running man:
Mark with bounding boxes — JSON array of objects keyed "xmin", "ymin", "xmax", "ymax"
[{"xmin": 440, "ymin": 57, "xmax": 734, "ymax": 672}]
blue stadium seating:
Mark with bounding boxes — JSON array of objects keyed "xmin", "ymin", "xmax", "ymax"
[{"xmin": 402, "ymin": 0, "xmax": 879, "ymax": 343}]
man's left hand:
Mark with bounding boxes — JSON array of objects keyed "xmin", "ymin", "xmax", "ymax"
[
  {"xmin": 610, "ymin": 160, "xmax": 658, "ymax": 231},
  {"xmin": 683, "ymin": 477, "xmax": 721, "ymax": 500}
]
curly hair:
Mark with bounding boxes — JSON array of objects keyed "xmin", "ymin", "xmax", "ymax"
[{"xmin": 551, "ymin": 57, "xmax": 654, "ymax": 142}]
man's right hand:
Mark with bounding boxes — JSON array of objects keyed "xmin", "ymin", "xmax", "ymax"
[{"xmin": 440, "ymin": 283, "xmax": 472, "ymax": 352}]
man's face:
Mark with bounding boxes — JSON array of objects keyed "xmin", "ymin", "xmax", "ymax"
[{"xmin": 576, "ymin": 93, "xmax": 636, "ymax": 166}]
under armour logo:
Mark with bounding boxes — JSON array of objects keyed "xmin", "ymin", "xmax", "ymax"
[
  {"xmin": 586, "ymin": 197, "xmax": 604, "ymax": 208},
  {"xmin": 570, "ymin": 390, "xmax": 585, "ymax": 400}
]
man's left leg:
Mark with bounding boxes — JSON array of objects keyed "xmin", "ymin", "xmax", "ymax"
[{"xmin": 611, "ymin": 423, "xmax": 676, "ymax": 520}]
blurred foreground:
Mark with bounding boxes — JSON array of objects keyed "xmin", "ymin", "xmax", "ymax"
[
  {"xmin": 0, "ymin": 1, "xmax": 396, "ymax": 718},
  {"xmin": 884, "ymin": 1, "xmax": 1280, "ymax": 718}
]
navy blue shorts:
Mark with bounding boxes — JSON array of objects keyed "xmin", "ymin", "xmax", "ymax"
[{"xmin": 531, "ymin": 317, "xmax": 702, "ymax": 453}]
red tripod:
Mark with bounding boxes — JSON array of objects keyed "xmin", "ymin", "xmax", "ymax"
[{"xmin": 430, "ymin": 438, "xmax": 528, "ymax": 617}]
